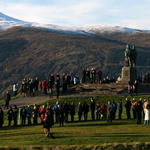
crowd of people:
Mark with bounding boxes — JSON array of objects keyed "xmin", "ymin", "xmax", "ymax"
[
  {"xmin": 138, "ymin": 72, "xmax": 150, "ymax": 83},
  {"xmin": 9, "ymin": 69, "xmax": 149, "ymax": 102},
  {"xmin": 128, "ymin": 80, "xmax": 139, "ymax": 96},
  {"xmin": 82, "ymin": 67, "xmax": 118, "ymax": 84},
  {"xmin": 0, "ymin": 97, "xmax": 150, "ymax": 132},
  {"xmin": 19, "ymin": 73, "xmax": 80, "ymax": 98},
  {"xmin": 143, "ymin": 73, "xmax": 150, "ymax": 83}
]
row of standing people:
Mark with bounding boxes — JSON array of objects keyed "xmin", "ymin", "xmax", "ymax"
[
  {"xmin": 125, "ymin": 98, "xmax": 150, "ymax": 124},
  {"xmin": 1, "ymin": 97, "xmax": 150, "ymax": 128},
  {"xmin": 0, "ymin": 97, "xmax": 121, "ymax": 128}
]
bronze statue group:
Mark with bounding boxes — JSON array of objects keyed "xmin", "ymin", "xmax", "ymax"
[{"xmin": 0, "ymin": 97, "xmax": 150, "ymax": 138}]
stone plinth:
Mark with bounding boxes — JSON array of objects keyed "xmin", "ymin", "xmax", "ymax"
[{"xmin": 120, "ymin": 66, "xmax": 137, "ymax": 84}]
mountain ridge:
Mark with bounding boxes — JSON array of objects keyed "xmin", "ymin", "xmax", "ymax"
[{"xmin": 0, "ymin": 12, "xmax": 150, "ymax": 34}]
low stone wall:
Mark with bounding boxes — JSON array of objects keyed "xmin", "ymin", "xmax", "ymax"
[{"xmin": 1, "ymin": 143, "xmax": 150, "ymax": 150}]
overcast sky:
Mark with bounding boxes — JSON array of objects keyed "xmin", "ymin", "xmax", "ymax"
[{"xmin": 0, "ymin": 0, "xmax": 150, "ymax": 29}]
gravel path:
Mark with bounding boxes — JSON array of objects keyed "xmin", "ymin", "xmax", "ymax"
[{"xmin": 1, "ymin": 83, "xmax": 149, "ymax": 108}]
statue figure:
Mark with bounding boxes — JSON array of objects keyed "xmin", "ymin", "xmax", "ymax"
[
  {"xmin": 130, "ymin": 44, "xmax": 137, "ymax": 67},
  {"xmin": 124, "ymin": 44, "xmax": 130, "ymax": 67},
  {"xmin": 124, "ymin": 44, "xmax": 137, "ymax": 67}
]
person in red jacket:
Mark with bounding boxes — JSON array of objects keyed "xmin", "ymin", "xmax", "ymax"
[
  {"xmin": 39, "ymin": 105, "xmax": 46, "ymax": 124},
  {"xmin": 41, "ymin": 80, "xmax": 47, "ymax": 94}
]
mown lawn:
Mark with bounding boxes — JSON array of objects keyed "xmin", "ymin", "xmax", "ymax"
[
  {"xmin": 0, "ymin": 95, "xmax": 150, "ymax": 146},
  {"xmin": 0, "ymin": 119, "xmax": 150, "ymax": 146}
]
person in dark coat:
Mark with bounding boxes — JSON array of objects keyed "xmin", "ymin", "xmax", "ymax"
[
  {"xmin": 48, "ymin": 74, "xmax": 55, "ymax": 97},
  {"xmin": 20, "ymin": 106, "xmax": 27, "ymax": 126},
  {"xmin": 55, "ymin": 74, "xmax": 60, "ymax": 99},
  {"xmin": 125, "ymin": 98, "xmax": 131, "ymax": 119},
  {"xmin": 7, "ymin": 107, "xmax": 14, "ymax": 126},
  {"xmin": 0, "ymin": 107, "xmax": 4, "ymax": 127},
  {"xmin": 33, "ymin": 104, "xmax": 39, "ymax": 125},
  {"xmin": 43, "ymin": 105, "xmax": 54, "ymax": 138},
  {"xmin": 70, "ymin": 102, "xmax": 75, "ymax": 122},
  {"xmin": 83, "ymin": 102, "xmax": 89, "ymax": 121},
  {"xmin": 78, "ymin": 102, "xmax": 83, "ymax": 121},
  {"xmin": 133, "ymin": 80, "xmax": 138, "ymax": 96},
  {"xmin": 26, "ymin": 105, "xmax": 32, "ymax": 125},
  {"xmin": 64, "ymin": 102, "xmax": 69, "ymax": 122},
  {"xmin": 13, "ymin": 105, "xmax": 18, "ymax": 126},
  {"xmin": 59, "ymin": 103, "xmax": 65, "ymax": 127},
  {"xmin": 90, "ymin": 97, "xmax": 96, "ymax": 120},
  {"xmin": 67, "ymin": 74, "xmax": 71, "ymax": 87},
  {"xmin": 5, "ymin": 91, "xmax": 11, "ymax": 109},
  {"xmin": 118, "ymin": 99, "xmax": 123, "ymax": 119},
  {"xmin": 62, "ymin": 74, "xmax": 67, "ymax": 93},
  {"xmin": 112, "ymin": 101, "xmax": 117, "ymax": 120},
  {"xmin": 136, "ymin": 101, "xmax": 143, "ymax": 124},
  {"xmin": 34, "ymin": 77, "xmax": 39, "ymax": 94}
]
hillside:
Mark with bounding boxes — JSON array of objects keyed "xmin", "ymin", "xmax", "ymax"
[{"xmin": 0, "ymin": 26, "xmax": 150, "ymax": 92}]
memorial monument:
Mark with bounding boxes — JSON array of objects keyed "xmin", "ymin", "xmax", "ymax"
[{"xmin": 121, "ymin": 44, "xmax": 137, "ymax": 83}]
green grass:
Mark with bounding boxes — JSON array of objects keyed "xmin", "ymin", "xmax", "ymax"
[
  {"xmin": 0, "ymin": 120, "xmax": 150, "ymax": 146},
  {"xmin": 43, "ymin": 95, "xmax": 150, "ymax": 105},
  {"xmin": 1, "ymin": 95, "xmax": 150, "ymax": 146}
]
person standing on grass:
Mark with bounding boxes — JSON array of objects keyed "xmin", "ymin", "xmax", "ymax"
[
  {"xmin": 59, "ymin": 103, "xmax": 65, "ymax": 127},
  {"xmin": 33, "ymin": 104, "xmax": 39, "ymax": 125},
  {"xmin": 90, "ymin": 97, "xmax": 96, "ymax": 121},
  {"xmin": 5, "ymin": 91, "xmax": 11, "ymax": 109},
  {"xmin": 107, "ymin": 101, "xmax": 113, "ymax": 123},
  {"xmin": 43, "ymin": 105, "xmax": 54, "ymax": 138},
  {"xmin": 70, "ymin": 102, "xmax": 75, "ymax": 122},
  {"xmin": 13, "ymin": 105, "xmax": 18, "ymax": 126},
  {"xmin": 7, "ymin": 107, "xmax": 14, "ymax": 126},
  {"xmin": 112, "ymin": 101, "xmax": 117, "ymax": 120},
  {"xmin": 144, "ymin": 102, "xmax": 150, "ymax": 125},
  {"xmin": 131, "ymin": 99, "xmax": 137, "ymax": 120},
  {"xmin": 78, "ymin": 102, "xmax": 83, "ymax": 121},
  {"xmin": 135, "ymin": 101, "xmax": 143, "ymax": 124},
  {"xmin": 83, "ymin": 102, "xmax": 89, "ymax": 121},
  {"xmin": 26, "ymin": 105, "xmax": 32, "ymax": 125},
  {"xmin": 118, "ymin": 99, "xmax": 123, "ymax": 120},
  {"xmin": 39, "ymin": 105, "xmax": 46, "ymax": 124},
  {"xmin": 64, "ymin": 102, "xmax": 69, "ymax": 122},
  {"xmin": 53, "ymin": 102, "xmax": 60, "ymax": 123},
  {"xmin": 0, "ymin": 107, "xmax": 4, "ymax": 128},
  {"xmin": 20, "ymin": 106, "xmax": 27, "ymax": 126},
  {"xmin": 125, "ymin": 98, "xmax": 131, "ymax": 119}
]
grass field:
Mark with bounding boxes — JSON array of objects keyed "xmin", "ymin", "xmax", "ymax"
[
  {"xmin": 0, "ymin": 96, "xmax": 150, "ymax": 147},
  {"xmin": 0, "ymin": 119, "xmax": 150, "ymax": 146}
]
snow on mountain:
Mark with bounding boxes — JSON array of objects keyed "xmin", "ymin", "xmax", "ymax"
[
  {"xmin": 0, "ymin": 12, "xmax": 32, "ymax": 30},
  {"xmin": 0, "ymin": 12, "xmax": 150, "ymax": 34},
  {"xmin": 80, "ymin": 25, "xmax": 150, "ymax": 34}
]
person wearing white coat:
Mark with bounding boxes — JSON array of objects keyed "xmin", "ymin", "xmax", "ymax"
[{"xmin": 144, "ymin": 104, "xmax": 150, "ymax": 125}]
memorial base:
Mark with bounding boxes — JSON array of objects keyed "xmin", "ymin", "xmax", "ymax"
[{"xmin": 120, "ymin": 66, "xmax": 137, "ymax": 84}]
